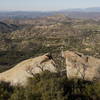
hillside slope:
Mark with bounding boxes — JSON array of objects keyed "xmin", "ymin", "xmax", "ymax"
[
  {"xmin": 0, "ymin": 15, "xmax": 100, "ymax": 73},
  {"xmin": 0, "ymin": 21, "xmax": 20, "ymax": 33}
]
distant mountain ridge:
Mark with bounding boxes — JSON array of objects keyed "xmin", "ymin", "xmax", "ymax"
[
  {"xmin": 0, "ymin": 7, "xmax": 100, "ymax": 20},
  {"xmin": 64, "ymin": 7, "xmax": 100, "ymax": 12},
  {"xmin": 85, "ymin": 7, "xmax": 100, "ymax": 12},
  {"xmin": 0, "ymin": 7, "xmax": 100, "ymax": 21}
]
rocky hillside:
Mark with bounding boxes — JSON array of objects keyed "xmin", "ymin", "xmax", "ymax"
[
  {"xmin": 0, "ymin": 15, "xmax": 100, "ymax": 72},
  {"xmin": 0, "ymin": 53, "xmax": 56, "ymax": 85},
  {"xmin": 0, "ymin": 14, "xmax": 100, "ymax": 100},
  {"xmin": 63, "ymin": 51, "xmax": 100, "ymax": 81}
]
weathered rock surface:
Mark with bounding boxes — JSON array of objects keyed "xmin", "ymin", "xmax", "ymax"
[
  {"xmin": 0, "ymin": 53, "xmax": 56, "ymax": 85},
  {"xmin": 62, "ymin": 51, "xmax": 100, "ymax": 81}
]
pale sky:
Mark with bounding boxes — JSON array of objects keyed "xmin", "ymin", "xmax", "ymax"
[{"xmin": 0, "ymin": 0, "xmax": 100, "ymax": 11}]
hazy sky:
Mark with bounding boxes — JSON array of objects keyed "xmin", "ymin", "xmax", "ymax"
[{"xmin": 0, "ymin": 0, "xmax": 100, "ymax": 11}]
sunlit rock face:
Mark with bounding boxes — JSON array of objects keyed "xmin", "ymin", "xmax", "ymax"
[
  {"xmin": 0, "ymin": 53, "xmax": 56, "ymax": 86},
  {"xmin": 62, "ymin": 51, "xmax": 100, "ymax": 81}
]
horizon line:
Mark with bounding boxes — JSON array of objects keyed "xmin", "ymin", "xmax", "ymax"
[{"xmin": 0, "ymin": 6, "xmax": 100, "ymax": 12}]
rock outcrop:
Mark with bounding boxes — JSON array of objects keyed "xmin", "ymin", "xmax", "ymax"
[
  {"xmin": 62, "ymin": 51, "xmax": 100, "ymax": 81},
  {"xmin": 0, "ymin": 53, "xmax": 56, "ymax": 86}
]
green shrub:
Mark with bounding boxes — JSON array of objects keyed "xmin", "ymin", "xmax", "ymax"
[
  {"xmin": 0, "ymin": 71, "xmax": 100, "ymax": 100},
  {"xmin": 0, "ymin": 81, "xmax": 14, "ymax": 100}
]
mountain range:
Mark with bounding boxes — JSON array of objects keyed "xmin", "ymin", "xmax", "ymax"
[
  {"xmin": 1, "ymin": 7, "xmax": 100, "ymax": 20},
  {"xmin": 63, "ymin": 7, "xmax": 100, "ymax": 12}
]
